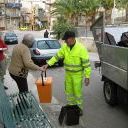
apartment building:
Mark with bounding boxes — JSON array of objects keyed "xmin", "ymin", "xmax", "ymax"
[
  {"xmin": 0, "ymin": 0, "xmax": 22, "ymax": 30},
  {"xmin": 5, "ymin": 0, "xmax": 22, "ymax": 29},
  {"xmin": 0, "ymin": 0, "xmax": 6, "ymax": 30}
]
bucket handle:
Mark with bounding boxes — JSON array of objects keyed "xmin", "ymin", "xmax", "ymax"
[{"xmin": 41, "ymin": 71, "xmax": 47, "ymax": 86}]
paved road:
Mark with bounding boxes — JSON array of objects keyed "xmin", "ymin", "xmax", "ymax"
[
  {"xmin": 5, "ymin": 61, "xmax": 128, "ymax": 128},
  {"xmin": 4, "ymin": 30, "xmax": 128, "ymax": 128}
]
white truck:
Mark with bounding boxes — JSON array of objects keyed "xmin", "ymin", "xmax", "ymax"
[{"xmin": 91, "ymin": 16, "xmax": 128, "ymax": 106}]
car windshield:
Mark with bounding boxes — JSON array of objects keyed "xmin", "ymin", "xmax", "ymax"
[
  {"xmin": 37, "ymin": 40, "xmax": 61, "ymax": 49},
  {"xmin": 37, "ymin": 40, "xmax": 49, "ymax": 49}
]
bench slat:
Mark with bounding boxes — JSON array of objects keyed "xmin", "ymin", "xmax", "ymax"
[
  {"xmin": 0, "ymin": 81, "xmax": 54, "ymax": 128},
  {"xmin": 0, "ymin": 81, "xmax": 16, "ymax": 128}
]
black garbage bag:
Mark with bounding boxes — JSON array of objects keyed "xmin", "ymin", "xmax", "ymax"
[
  {"xmin": 117, "ymin": 32, "xmax": 128, "ymax": 47},
  {"xmin": 104, "ymin": 32, "xmax": 116, "ymax": 45},
  {"xmin": 58, "ymin": 105, "xmax": 80, "ymax": 126},
  {"xmin": 117, "ymin": 40, "xmax": 128, "ymax": 47},
  {"xmin": 121, "ymin": 32, "xmax": 128, "ymax": 41}
]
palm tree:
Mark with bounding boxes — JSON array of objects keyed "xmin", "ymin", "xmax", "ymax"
[
  {"xmin": 80, "ymin": 0, "xmax": 100, "ymax": 22},
  {"xmin": 52, "ymin": 0, "xmax": 102, "ymax": 37},
  {"xmin": 98, "ymin": 0, "xmax": 114, "ymax": 24},
  {"xmin": 53, "ymin": 17, "xmax": 74, "ymax": 39},
  {"xmin": 100, "ymin": 0, "xmax": 114, "ymax": 10},
  {"xmin": 51, "ymin": 0, "xmax": 75, "ymax": 25}
]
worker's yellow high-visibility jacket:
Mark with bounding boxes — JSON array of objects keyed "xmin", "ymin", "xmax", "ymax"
[
  {"xmin": 47, "ymin": 40, "xmax": 91, "ymax": 78},
  {"xmin": 48, "ymin": 40, "xmax": 91, "ymax": 109}
]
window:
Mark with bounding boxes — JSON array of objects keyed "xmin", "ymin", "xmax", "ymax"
[
  {"xmin": 46, "ymin": 40, "xmax": 61, "ymax": 49},
  {"xmin": 37, "ymin": 40, "xmax": 49, "ymax": 49},
  {"xmin": 37, "ymin": 40, "xmax": 61, "ymax": 49}
]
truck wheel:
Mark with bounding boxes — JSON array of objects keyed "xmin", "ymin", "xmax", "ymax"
[{"xmin": 103, "ymin": 81, "xmax": 118, "ymax": 106}]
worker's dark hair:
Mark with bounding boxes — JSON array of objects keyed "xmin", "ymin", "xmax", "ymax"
[{"xmin": 62, "ymin": 31, "xmax": 75, "ymax": 40}]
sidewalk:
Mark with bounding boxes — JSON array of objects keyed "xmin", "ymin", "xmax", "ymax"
[
  {"xmin": 4, "ymin": 52, "xmax": 99, "ymax": 128},
  {"xmin": 4, "ymin": 71, "xmax": 86, "ymax": 128}
]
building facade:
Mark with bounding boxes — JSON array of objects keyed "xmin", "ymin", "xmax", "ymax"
[
  {"xmin": 0, "ymin": 0, "xmax": 6, "ymax": 30},
  {"xmin": 5, "ymin": 0, "xmax": 22, "ymax": 30},
  {"xmin": 0, "ymin": 0, "xmax": 22, "ymax": 30},
  {"xmin": 21, "ymin": 0, "xmax": 47, "ymax": 30}
]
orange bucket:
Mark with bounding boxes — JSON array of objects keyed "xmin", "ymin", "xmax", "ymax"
[{"xmin": 36, "ymin": 71, "xmax": 52, "ymax": 103}]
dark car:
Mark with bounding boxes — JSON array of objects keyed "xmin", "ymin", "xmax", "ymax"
[
  {"xmin": 30, "ymin": 38, "xmax": 63, "ymax": 66},
  {"xmin": 4, "ymin": 32, "xmax": 18, "ymax": 44}
]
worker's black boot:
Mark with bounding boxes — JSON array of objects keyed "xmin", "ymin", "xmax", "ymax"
[{"xmin": 79, "ymin": 109, "xmax": 83, "ymax": 116}]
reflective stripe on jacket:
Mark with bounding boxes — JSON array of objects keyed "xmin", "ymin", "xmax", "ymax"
[{"xmin": 47, "ymin": 40, "xmax": 91, "ymax": 78}]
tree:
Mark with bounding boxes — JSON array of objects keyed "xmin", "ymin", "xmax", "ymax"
[
  {"xmin": 100, "ymin": 0, "xmax": 114, "ymax": 10},
  {"xmin": 52, "ymin": 0, "xmax": 100, "ymax": 26},
  {"xmin": 52, "ymin": 0, "xmax": 75, "ymax": 25},
  {"xmin": 52, "ymin": 17, "xmax": 75, "ymax": 39}
]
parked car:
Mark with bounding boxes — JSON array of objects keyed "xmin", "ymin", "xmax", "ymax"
[
  {"xmin": 30, "ymin": 38, "xmax": 63, "ymax": 66},
  {"xmin": 4, "ymin": 32, "xmax": 18, "ymax": 44}
]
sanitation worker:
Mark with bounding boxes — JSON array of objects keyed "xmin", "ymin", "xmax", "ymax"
[{"xmin": 42, "ymin": 31, "xmax": 91, "ymax": 115}]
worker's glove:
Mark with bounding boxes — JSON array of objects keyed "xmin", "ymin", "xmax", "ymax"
[{"xmin": 84, "ymin": 78, "xmax": 90, "ymax": 86}]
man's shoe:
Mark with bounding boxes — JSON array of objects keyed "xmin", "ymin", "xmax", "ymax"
[{"xmin": 4, "ymin": 86, "xmax": 8, "ymax": 90}]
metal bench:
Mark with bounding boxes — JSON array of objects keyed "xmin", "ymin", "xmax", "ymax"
[{"xmin": 0, "ymin": 81, "xmax": 54, "ymax": 128}]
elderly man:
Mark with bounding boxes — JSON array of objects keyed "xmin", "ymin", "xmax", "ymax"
[
  {"xmin": 8, "ymin": 34, "xmax": 44, "ymax": 93},
  {"xmin": 43, "ymin": 31, "xmax": 91, "ymax": 115}
]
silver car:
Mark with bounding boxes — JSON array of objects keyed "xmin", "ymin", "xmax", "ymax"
[{"xmin": 30, "ymin": 38, "xmax": 63, "ymax": 66}]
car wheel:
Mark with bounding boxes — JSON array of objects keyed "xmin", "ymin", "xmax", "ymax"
[
  {"xmin": 5, "ymin": 41, "xmax": 8, "ymax": 44},
  {"xmin": 103, "ymin": 81, "xmax": 118, "ymax": 106},
  {"xmin": 15, "ymin": 41, "xmax": 18, "ymax": 44}
]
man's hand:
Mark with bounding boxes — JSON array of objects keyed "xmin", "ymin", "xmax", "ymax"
[
  {"xmin": 38, "ymin": 64, "xmax": 48, "ymax": 72},
  {"xmin": 84, "ymin": 78, "xmax": 90, "ymax": 86}
]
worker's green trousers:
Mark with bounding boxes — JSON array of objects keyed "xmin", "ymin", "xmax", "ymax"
[{"xmin": 65, "ymin": 71, "xmax": 83, "ymax": 109}]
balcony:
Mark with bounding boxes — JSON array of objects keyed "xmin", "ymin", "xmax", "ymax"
[{"xmin": 5, "ymin": 3, "xmax": 22, "ymax": 8}]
